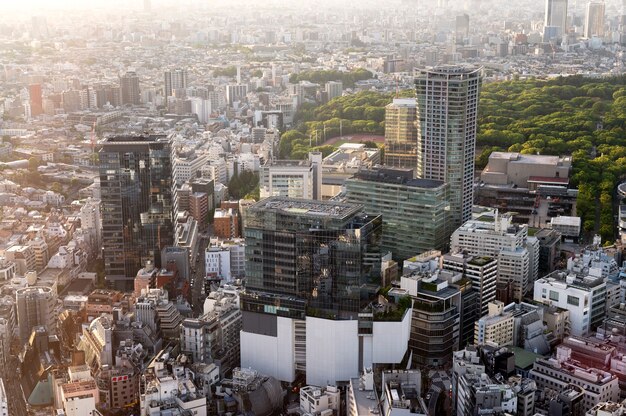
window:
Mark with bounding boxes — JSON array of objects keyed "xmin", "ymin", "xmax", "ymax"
[
  {"xmin": 549, "ymin": 290, "xmax": 559, "ymax": 301},
  {"xmin": 567, "ymin": 296, "xmax": 579, "ymax": 306}
]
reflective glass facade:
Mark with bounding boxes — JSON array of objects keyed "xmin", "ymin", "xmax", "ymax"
[
  {"xmin": 243, "ymin": 197, "xmax": 382, "ymax": 318},
  {"xmin": 344, "ymin": 167, "xmax": 450, "ymax": 262},
  {"xmin": 99, "ymin": 135, "xmax": 173, "ymax": 291},
  {"xmin": 384, "ymin": 99, "xmax": 419, "ymax": 172}
]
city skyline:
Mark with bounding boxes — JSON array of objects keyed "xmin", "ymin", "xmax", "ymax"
[{"xmin": 0, "ymin": 0, "xmax": 626, "ymax": 414}]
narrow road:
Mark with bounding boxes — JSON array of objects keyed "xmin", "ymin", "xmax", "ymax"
[
  {"xmin": 3, "ymin": 356, "xmax": 28, "ymax": 416},
  {"xmin": 192, "ymin": 231, "xmax": 210, "ymax": 317}
]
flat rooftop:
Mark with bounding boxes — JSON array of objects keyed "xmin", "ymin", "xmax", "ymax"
[
  {"xmin": 353, "ymin": 168, "xmax": 444, "ymax": 189},
  {"xmin": 489, "ymin": 151, "xmax": 570, "ymax": 166},
  {"xmin": 551, "ymin": 216, "xmax": 581, "ymax": 226},
  {"xmin": 388, "ymin": 98, "xmax": 417, "ymax": 107},
  {"xmin": 101, "ymin": 134, "xmax": 168, "ymax": 143},
  {"xmin": 264, "ymin": 159, "xmax": 311, "ymax": 168},
  {"xmin": 251, "ymin": 196, "xmax": 361, "ymax": 219},
  {"xmin": 350, "ymin": 378, "xmax": 379, "ymax": 416}
]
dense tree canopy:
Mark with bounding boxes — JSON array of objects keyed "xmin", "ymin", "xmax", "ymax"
[
  {"xmin": 289, "ymin": 68, "xmax": 373, "ymax": 88},
  {"xmin": 279, "ymin": 75, "xmax": 626, "ymax": 242},
  {"xmin": 213, "ymin": 66, "xmax": 237, "ymax": 77},
  {"xmin": 228, "ymin": 171, "xmax": 259, "ymax": 200},
  {"xmin": 479, "ymin": 75, "xmax": 626, "ymax": 242}
]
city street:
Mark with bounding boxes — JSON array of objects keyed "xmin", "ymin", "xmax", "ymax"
[
  {"xmin": 191, "ymin": 231, "xmax": 210, "ymax": 317},
  {"xmin": 3, "ymin": 356, "xmax": 27, "ymax": 416}
]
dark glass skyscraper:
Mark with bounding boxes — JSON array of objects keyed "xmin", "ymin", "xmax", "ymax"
[
  {"xmin": 242, "ymin": 197, "xmax": 382, "ymax": 317},
  {"xmin": 99, "ymin": 135, "xmax": 173, "ymax": 291},
  {"xmin": 119, "ymin": 71, "xmax": 141, "ymax": 106}
]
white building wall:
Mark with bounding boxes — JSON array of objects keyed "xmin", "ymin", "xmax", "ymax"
[
  {"xmin": 362, "ymin": 335, "xmax": 373, "ymax": 370},
  {"xmin": 64, "ymin": 395, "xmax": 96, "ymax": 416},
  {"xmin": 306, "ymin": 317, "xmax": 359, "ymax": 386},
  {"xmin": 371, "ymin": 309, "xmax": 411, "ymax": 364},
  {"xmin": 205, "ymin": 250, "xmax": 231, "ymax": 281},
  {"xmin": 240, "ymin": 316, "xmax": 296, "ymax": 382},
  {"xmin": 534, "ymin": 279, "xmax": 590, "ymax": 336},
  {"xmin": 0, "ymin": 379, "xmax": 7, "ymax": 416}
]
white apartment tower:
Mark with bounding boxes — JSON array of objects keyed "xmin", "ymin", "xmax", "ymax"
[
  {"xmin": 415, "ymin": 66, "xmax": 482, "ymax": 227},
  {"xmin": 545, "ymin": 0, "xmax": 568, "ymax": 39},
  {"xmin": 325, "ymin": 81, "xmax": 343, "ymax": 101}
]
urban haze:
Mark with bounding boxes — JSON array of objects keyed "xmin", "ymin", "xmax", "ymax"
[{"xmin": 0, "ymin": 0, "xmax": 626, "ymax": 415}]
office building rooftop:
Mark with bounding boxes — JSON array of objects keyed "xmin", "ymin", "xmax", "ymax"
[
  {"xmin": 251, "ymin": 196, "xmax": 361, "ymax": 220},
  {"xmin": 353, "ymin": 167, "xmax": 445, "ymax": 189}
]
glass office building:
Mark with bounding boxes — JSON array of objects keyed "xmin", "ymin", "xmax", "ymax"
[
  {"xmin": 243, "ymin": 197, "xmax": 382, "ymax": 317},
  {"xmin": 344, "ymin": 167, "xmax": 450, "ymax": 262},
  {"xmin": 384, "ymin": 98, "xmax": 419, "ymax": 172},
  {"xmin": 99, "ymin": 135, "xmax": 174, "ymax": 291}
]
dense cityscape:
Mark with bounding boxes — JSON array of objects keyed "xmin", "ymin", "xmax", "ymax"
[{"xmin": 0, "ymin": 0, "xmax": 626, "ymax": 415}]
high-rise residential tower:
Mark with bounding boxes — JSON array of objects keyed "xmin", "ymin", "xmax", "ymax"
[
  {"xmin": 584, "ymin": 1, "xmax": 605, "ymax": 38},
  {"xmin": 455, "ymin": 14, "xmax": 470, "ymax": 43},
  {"xmin": 545, "ymin": 0, "xmax": 568, "ymax": 40},
  {"xmin": 119, "ymin": 71, "xmax": 141, "ymax": 105},
  {"xmin": 29, "ymin": 84, "xmax": 43, "ymax": 116},
  {"xmin": 415, "ymin": 66, "xmax": 482, "ymax": 227},
  {"xmin": 226, "ymin": 84, "xmax": 248, "ymax": 106},
  {"xmin": 98, "ymin": 135, "xmax": 174, "ymax": 291},
  {"xmin": 383, "ymin": 98, "xmax": 419, "ymax": 171},
  {"xmin": 164, "ymin": 69, "xmax": 188, "ymax": 102}
]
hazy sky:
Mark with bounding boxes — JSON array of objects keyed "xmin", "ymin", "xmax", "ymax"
[{"xmin": 1, "ymin": 0, "xmax": 624, "ymax": 15}]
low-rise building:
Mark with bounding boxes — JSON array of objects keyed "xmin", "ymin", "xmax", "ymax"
[
  {"xmin": 180, "ymin": 288, "xmax": 241, "ymax": 377},
  {"xmin": 139, "ymin": 351, "xmax": 207, "ymax": 416},
  {"xmin": 586, "ymin": 401, "xmax": 626, "ymax": 416},
  {"xmin": 85, "ymin": 289, "xmax": 124, "ymax": 318},
  {"xmin": 347, "ymin": 368, "xmax": 379, "ymax": 416},
  {"xmin": 480, "ymin": 152, "xmax": 571, "ymax": 189},
  {"xmin": 529, "ymin": 345, "xmax": 620, "ymax": 412},
  {"xmin": 204, "ymin": 238, "xmax": 245, "ymax": 282},
  {"xmin": 475, "ymin": 301, "xmax": 514, "ymax": 347},
  {"xmin": 551, "ymin": 216, "xmax": 582, "ymax": 238},
  {"xmin": 213, "ymin": 208, "xmax": 240, "ymax": 239},
  {"xmin": 457, "ymin": 373, "xmax": 517, "ymax": 416},
  {"xmin": 534, "ymin": 271, "xmax": 606, "ymax": 336},
  {"xmin": 260, "ymin": 152, "xmax": 322, "ymax": 200},
  {"xmin": 300, "ymin": 385, "xmax": 340, "ymax": 416},
  {"xmin": 380, "ymin": 370, "xmax": 427, "ymax": 416}
]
